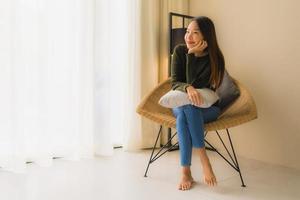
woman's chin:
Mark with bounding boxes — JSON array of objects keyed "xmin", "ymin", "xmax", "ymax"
[{"xmin": 186, "ymin": 44, "xmax": 195, "ymax": 49}]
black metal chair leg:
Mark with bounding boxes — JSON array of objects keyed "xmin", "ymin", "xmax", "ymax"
[
  {"xmin": 226, "ymin": 129, "xmax": 246, "ymax": 187},
  {"xmin": 144, "ymin": 126, "xmax": 162, "ymax": 177}
]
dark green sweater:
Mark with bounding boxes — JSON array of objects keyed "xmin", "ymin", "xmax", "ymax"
[{"xmin": 171, "ymin": 44, "xmax": 212, "ymax": 92}]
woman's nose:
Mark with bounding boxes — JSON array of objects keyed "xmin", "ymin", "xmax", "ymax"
[{"xmin": 186, "ymin": 33, "xmax": 193, "ymax": 40}]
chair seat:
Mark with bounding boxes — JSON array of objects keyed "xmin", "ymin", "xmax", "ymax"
[{"xmin": 136, "ymin": 78, "xmax": 257, "ymax": 131}]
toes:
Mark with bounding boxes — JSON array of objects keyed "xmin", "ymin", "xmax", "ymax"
[
  {"xmin": 178, "ymin": 183, "xmax": 183, "ymax": 190},
  {"xmin": 203, "ymin": 176, "xmax": 217, "ymax": 187},
  {"xmin": 209, "ymin": 178, "xmax": 217, "ymax": 186},
  {"xmin": 179, "ymin": 183, "xmax": 186, "ymax": 190},
  {"xmin": 213, "ymin": 178, "xmax": 218, "ymax": 186},
  {"xmin": 210, "ymin": 177, "xmax": 216, "ymax": 186},
  {"xmin": 204, "ymin": 178, "xmax": 209, "ymax": 185},
  {"xmin": 180, "ymin": 182, "xmax": 191, "ymax": 191},
  {"xmin": 207, "ymin": 179, "xmax": 212, "ymax": 186},
  {"xmin": 178, "ymin": 178, "xmax": 194, "ymax": 191},
  {"xmin": 183, "ymin": 183, "xmax": 188, "ymax": 190}
]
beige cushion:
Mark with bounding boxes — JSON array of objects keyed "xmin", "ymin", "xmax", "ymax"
[{"xmin": 158, "ymin": 88, "xmax": 219, "ymax": 108}]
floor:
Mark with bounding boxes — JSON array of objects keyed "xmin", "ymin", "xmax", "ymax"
[{"xmin": 1, "ymin": 148, "xmax": 300, "ymax": 200}]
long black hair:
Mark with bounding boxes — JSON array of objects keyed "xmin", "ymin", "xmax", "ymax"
[{"xmin": 193, "ymin": 16, "xmax": 225, "ymax": 89}]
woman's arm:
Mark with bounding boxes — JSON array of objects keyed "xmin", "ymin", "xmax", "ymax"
[
  {"xmin": 171, "ymin": 45, "xmax": 204, "ymax": 107},
  {"xmin": 186, "ymin": 85, "xmax": 203, "ymax": 107},
  {"xmin": 171, "ymin": 45, "xmax": 191, "ymax": 92}
]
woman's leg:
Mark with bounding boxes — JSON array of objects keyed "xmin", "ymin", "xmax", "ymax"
[
  {"xmin": 182, "ymin": 105, "xmax": 220, "ymax": 147},
  {"xmin": 172, "ymin": 106, "xmax": 195, "ymax": 190},
  {"xmin": 199, "ymin": 106, "xmax": 221, "ymax": 186},
  {"xmin": 172, "ymin": 106, "xmax": 193, "ymax": 166},
  {"xmin": 181, "ymin": 105, "xmax": 221, "ymax": 186}
]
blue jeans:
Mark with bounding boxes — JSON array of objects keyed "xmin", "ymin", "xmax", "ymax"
[{"xmin": 172, "ymin": 105, "xmax": 221, "ymax": 166}]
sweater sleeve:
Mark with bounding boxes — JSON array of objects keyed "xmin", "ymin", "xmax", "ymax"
[{"xmin": 171, "ymin": 45, "xmax": 191, "ymax": 92}]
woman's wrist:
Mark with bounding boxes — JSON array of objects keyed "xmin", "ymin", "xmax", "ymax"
[{"xmin": 186, "ymin": 85, "xmax": 194, "ymax": 92}]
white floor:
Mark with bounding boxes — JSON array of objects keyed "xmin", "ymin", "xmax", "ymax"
[{"xmin": 1, "ymin": 148, "xmax": 300, "ymax": 200}]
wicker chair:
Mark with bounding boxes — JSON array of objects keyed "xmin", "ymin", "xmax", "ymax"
[{"xmin": 136, "ymin": 78, "xmax": 257, "ymax": 187}]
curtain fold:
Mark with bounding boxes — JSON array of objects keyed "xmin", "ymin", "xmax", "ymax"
[
  {"xmin": 94, "ymin": 0, "xmax": 146, "ymax": 152},
  {"xmin": 0, "ymin": 0, "xmax": 95, "ymax": 173},
  {"xmin": 94, "ymin": 0, "xmax": 163, "ymax": 151},
  {"xmin": 136, "ymin": 0, "xmax": 161, "ymax": 149}
]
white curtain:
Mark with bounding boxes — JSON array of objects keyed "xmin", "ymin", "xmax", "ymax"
[
  {"xmin": 0, "ymin": 0, "xmax": 164, "ymax": 173},
  {"xmin": 94, "ymin": 0, "xmax": 144, "ymax": 154},
  {"xmin": 0, "ymin": 0, "xmax": 95, "ymax": 173},
  {"xmin": 94, "ymin": 0, "xmax": 164, "ymax": 153}
]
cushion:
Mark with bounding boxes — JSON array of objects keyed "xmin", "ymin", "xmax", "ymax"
[
  {"xmin": 216, "ymin": 70, "xmax": 240, "ymax": 110},
  {"xmin": 159, "ymin": 88, "xmax": 219, "ymax": 108}
]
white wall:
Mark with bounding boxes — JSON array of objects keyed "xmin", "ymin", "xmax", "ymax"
[{"xmin": 190, "ymin": 0, "xmax": 300, "ymax": 170}]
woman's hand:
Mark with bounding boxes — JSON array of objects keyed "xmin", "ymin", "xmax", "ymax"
[
  {"xmin": 186, "ymin": 86, "xmax": 203, "ymax": 107},
  {"xmin": 188, "ymin": 40, "xmax": 208, "ymax": 55}
]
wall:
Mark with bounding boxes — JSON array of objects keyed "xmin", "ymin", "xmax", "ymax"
[{"xmin": 189, "ymin": 0, "xmax": 300, "ymax": 170}]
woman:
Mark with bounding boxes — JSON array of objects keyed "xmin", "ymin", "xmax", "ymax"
[{"xmin": 171, "ymin": 16, "xmax": 225, "ymax": 190}]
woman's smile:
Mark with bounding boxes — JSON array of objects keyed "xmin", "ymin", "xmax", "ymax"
[{"xmin": 186, "ymin": 41, "xmax": 195, "ymax": 44}]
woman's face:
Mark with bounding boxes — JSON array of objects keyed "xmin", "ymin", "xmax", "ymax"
[{"xmin": 184, "ymin": 21, "xmax": 204, "ymax": 49}]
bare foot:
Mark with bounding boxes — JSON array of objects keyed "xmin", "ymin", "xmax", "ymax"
[
  {"xmin": 196, "ymin": 147, "xmax": 217, "ymax": 187},
  {"xmin": 202, "ymin": 162, "xmax": 217, "ymax": 186},
  {"xmin": 178, "ymin": 174, "xmax": 195, "ymax": 191}
]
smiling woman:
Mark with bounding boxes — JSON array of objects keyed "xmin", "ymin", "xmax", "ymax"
[
  {"xmin": 185, "ymin": 21, "xmax": 208, "ymax": 56},
  {"xmin": 170, "ymin": 16, "xmax": 225, "ymax": 190}
]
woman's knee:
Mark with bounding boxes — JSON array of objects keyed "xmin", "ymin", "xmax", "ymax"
[
  {"xmin": 172, "ymin": 106, "xmax": 185, "ymax": 117},
  {"xmin": 203, "ymin": 106, "xmax": 221, "ymax": 123},
  {"xmin": 182, "ymin": 104, "xmax": 203, "ymax": 117},
  {"xmin": 185, "ymin": 104, "xmax": 201, "ymax": 111}
]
